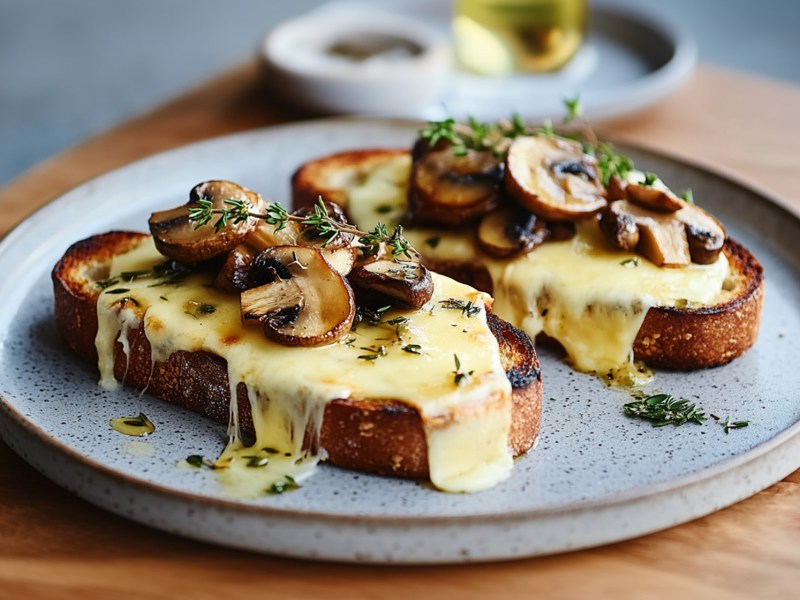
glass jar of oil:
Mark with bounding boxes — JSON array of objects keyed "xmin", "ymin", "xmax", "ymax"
[{"xmin": 453, "ymin": 0, "xmax": 587, "ymax": 75}]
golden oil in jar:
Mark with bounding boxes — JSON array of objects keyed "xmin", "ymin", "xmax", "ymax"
[{"xmin": 453, "ymin": 0, "xmax": 587, "ymax": 75}]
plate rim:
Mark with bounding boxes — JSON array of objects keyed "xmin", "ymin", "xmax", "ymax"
[{"xmin": 1, "ymin": 116, "xmax": 798, "ymax": 552}]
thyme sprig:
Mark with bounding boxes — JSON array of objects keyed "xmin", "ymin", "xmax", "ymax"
[
  {"xmin": 188, "ymin": 197, "xmax": 413, "ymax": 259},
  {"xmin": 419, "ymin": 114, "xmax": 528, "ymax": 157},
  {"xmin": 624, "ymin": 393, "xmax": 706, "ymax": 427},
  {"xmin": 418, "ymin": 97, "xmax": 635, "ymax": 186}
]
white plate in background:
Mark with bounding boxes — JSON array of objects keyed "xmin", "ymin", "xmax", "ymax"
[{"xmin": 260, "ymin": 1, "xmax": 696, "ymax": 121}]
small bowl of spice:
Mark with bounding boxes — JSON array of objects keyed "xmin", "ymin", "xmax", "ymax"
[{"xmin": 260, "ymin": 11, "xmax": 450, "ymax": 116}]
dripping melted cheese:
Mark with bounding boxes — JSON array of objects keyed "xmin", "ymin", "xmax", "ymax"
[
  {"xmin": 342, "ymin": 155, "xmax": 731, "ymax": 381},
  {"xmin": 95, "ymin": 238, "xmax": 512, "ymax": 494}
]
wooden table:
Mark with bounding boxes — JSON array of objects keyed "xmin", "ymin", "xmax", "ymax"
[{"xmin": 1, "ymin": 62, "xmax": 798, "ymax": 598}]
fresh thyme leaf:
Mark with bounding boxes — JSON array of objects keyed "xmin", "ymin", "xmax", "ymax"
[
  {"xmin": 440, "ymin": 298, "xmax": 481, "ymax": 317},
  {"xmin": 593, "ymin": 142, "xmax": 634, "ymax": 186},
  {"xmin": 150, "ymin": 259, "xmax": 194, "ymax": 285},
  {"xmin": 358, "ymin": 345, "xmax": 387, "ymax": 361},
  {"xmin": 120, "ymin": 269, "xmax": 151, "ymax": 281},
  {"xmin": 402, "ymin": 344, "xmax": 423, "ymax": 355},
  {"xmin": 621, "ymin": 257, "xmax": 640, "ymax": 267},
  {"xmin": 681, "ymin": 188, "xmax": 694, "ymax": 204},
  {"xmin": 244, "ymin": 455, "xmax": 270, "ymax": 468},
  {"xmin": 375, "ymin": 204, "xmax": 393, "ymax": 214},
  {"xmin": 186, "ymin": 454, "xmax": 205, "ymax": 468},
  {"xmin": 425, "ymin": 236, "xmax": 441, "ymax": 248},
  {"xmin": 642, "ymin": 172, "xmax": 659, "ymax": 186},
  {"xmin": 452, "ymin": 353, "xmax": 474, "ymax": 386},
  {"xmin": 563, "ymin": 95, "xmax": 582, "ymax": 124},
  {"xmin": 419, "ymin": 117, "xmax": 460, "ymax": 148},
  {"xmin": 96, "ymin": 278, "xmax": 120, "ymax": 289},
  {"xmin": 197, "ymin": 303, "xmax": 216, "ymax": 314},
  {"xmin": 105, "ymin": 288, "xmax": 130, "ymax": 294},
  {"xmin": 268, "ymin": 476, "xmax": 300, "ymax": 495},
  {"xmin": 722, "ymin": 416, "xmax": 750, "ymax": 433},
  {"xmin": 623, "ymin": 393, "xmax": 706, "ymax": 427}
]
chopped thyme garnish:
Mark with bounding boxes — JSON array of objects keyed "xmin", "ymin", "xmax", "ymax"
[
  {"xmin": 593, "ymin": 141, "xmax": 634, "ymax": 186},
  {"xmin": 621, "ymin": 257, "xmax": 640, "ymax": 267},
  {"xmin": 375, "ymin": 204, "xmax": 393, "ymax": 214},
  {"xmin": 353, "ymin": 305, "xmax": 391, "ymax": 329},
  {"xmin": 186, "ymin": 454, "xmax": 205, "ymax": 468},
  {"xmin": 440, "ymin": 298, "xmax": 481, "ymax": 318},
  {"xmin": 358, "ymin": 345, "xmax": 387, "ymax": 361},
  {"xmin": 120, "ymin": 269, "xmax": 152, "ymax": 281},
  {"xmin": 624, "ymin": 393, "xmax": 706, "ymax": 427},
  {"xmin": 122, "ymin": 413, "xmax": 153, "ymax": 428},
  {"xmin": 681, "ymin": 188, "xmax": 694, "ymax": 204},
  {"xmin": 243, "ymin": 455, "xmax": 270, "ymax": 468},
  {"xmin": 385, "ymin": 315, "xmax": 410, "ymax": 341},
  {"xmin": 419, "ymin": 114, "xmax": 529, "ymax": 157},
  {"xmin": 563, "ymin": 95, "xmax": 582, "ymax": 123},
  {"xmin": 402, "ymin": 344, "xmax": 423, "ymax": 355},
  {"xmin": 712, "ymin": 414, "xmax": 750, "ymax": 433},
  {"xmin": 268, "ymin": 476, "xmax": 300, "ymax": 495},
  {"xmin": 642, "ymin": 172, "xmax": 659, "ymax": 186},
  {"xmin": 425, "ymin": 236, "xmax": 441, "ymax": 248},
  {"xmin": 452, "ymin": 354, "xmax": 474, "ymax": 386},
  {"xmin": 185, "ymin": 300, "xmax": 216, "ymax": 318},
  {"xmin": 96, "ymin": 278, "xmax": 120, "ymax": 289},
  {"xmin": 105, "ymin": 287, "xmax": 130, "ymax": 294}
]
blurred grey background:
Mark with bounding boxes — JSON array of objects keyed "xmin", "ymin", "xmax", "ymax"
[{"xmin": 2, "ymin": 0, "xmax": 799, "ymax": 187}]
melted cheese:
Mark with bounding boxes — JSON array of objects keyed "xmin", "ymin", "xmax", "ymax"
[
  {"xmin": 343, "ymin": 156, "xmax": 731, "ymax": 381},
  {"xmin": 95, "ymin": 238, "xmax": 512, "ymax": 494},
  {"xmin": 346, "ymin": 155, "xmax": 412, "ymax": 230}
]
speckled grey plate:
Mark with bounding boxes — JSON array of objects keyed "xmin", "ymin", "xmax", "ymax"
[{"xmin": 1, "ymin": 118, "xmax": 799, "ymax": 564}]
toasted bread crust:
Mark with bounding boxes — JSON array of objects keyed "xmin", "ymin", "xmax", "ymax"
[
  {"xmin": 633, "ymin": 238, "xmax": 764, "ymax": 369},
  {"xmin": 290, "ymin": 148, "xmax": 765, "ymax": 370},
  {"xmin": 52, "ymin": 232, "xmax": 542, "ymax": 480},
  {"xmin": 292, "ymin": 148, "xmax": 409, "ymax": 212}
]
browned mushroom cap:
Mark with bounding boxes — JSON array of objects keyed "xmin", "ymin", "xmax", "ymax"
[
  {"xmin": 505, "ymin": 136, "xmax": 606, "ymax": 220},
  {"xmin": 599, "ymin": 200, "xmax": 726, "ymax": 267},
  {"xmin": 245, "ymin": 201, "xmax": 358, "ymax": 276},
  {"xmin": 240, "ymin": 246, "xmax": 356, "ymax": 346},
  {"xmin": 149, "ymin": 180, "xmax": 263, "ymax": 263},
  {"xmin": 407, "ymin": 139, "xmax": 503, "ymax": 227},
  {"xmin": 608, "ymin": 172, "xmax": 685, "ymax": 212},
  {"xmin": 213, "ymin": 245, "xmax": 256, "ymax": 293},
  {"xmin": 477, "ymin": 205, "xmax": 549, "ymax": 258},
  {"xmin": 348, "ymin": 258, "xmax": 434, "ymax": 310}
]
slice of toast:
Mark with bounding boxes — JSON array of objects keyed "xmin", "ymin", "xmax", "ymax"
[
  {"xmin": 291, "ymin": 148, "xmax": 765, "ymax": 374},
  {"xmin": 52, "ymin": 231, "xmax": 542, "ymax": 486}
]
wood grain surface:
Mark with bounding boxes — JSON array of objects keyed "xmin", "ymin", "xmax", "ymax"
[{"xmin": 1, "ymin": 61, "xmax": 799, "ymax": 599}]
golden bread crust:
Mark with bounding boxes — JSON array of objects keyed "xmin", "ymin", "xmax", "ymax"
[
  {"xmin": 291, "ymin": 148, "xmax": 408, "ymax": 212},
  {"xmin": 634, "ymin": 238, "xmax": 764, "ymax": 369}
]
